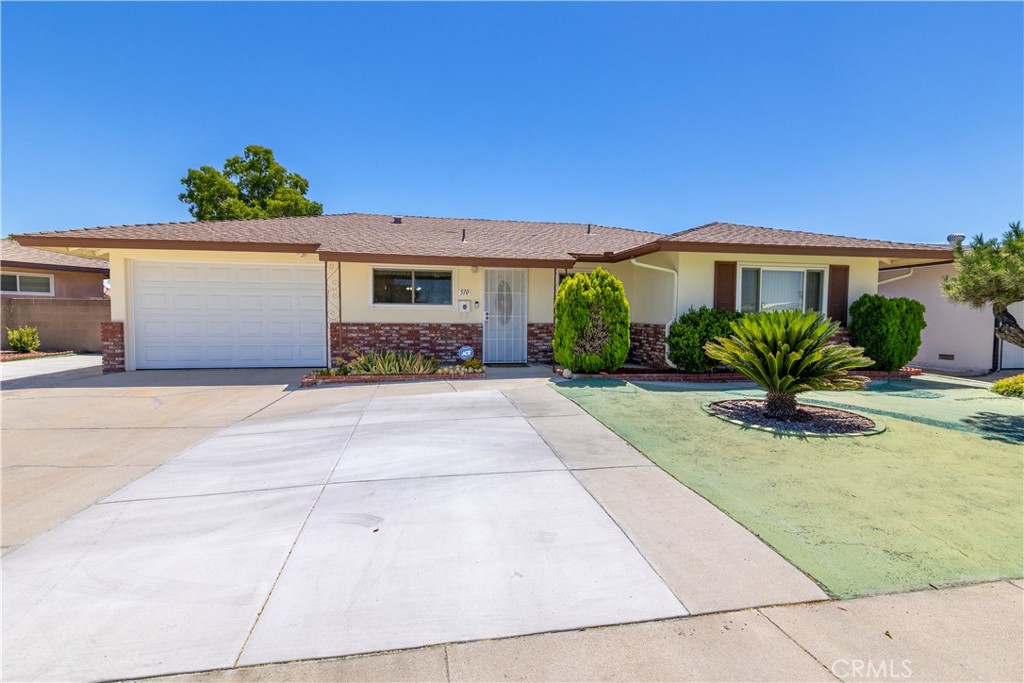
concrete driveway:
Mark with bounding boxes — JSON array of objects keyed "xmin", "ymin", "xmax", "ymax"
[{"xmin": 2, "ymin": 369, "xmax": 826, "ymax": 682}]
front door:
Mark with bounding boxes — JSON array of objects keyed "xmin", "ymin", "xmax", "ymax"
[{"xmin": 483, "ymin": 268, "xmax": 528, "ymax": 363}]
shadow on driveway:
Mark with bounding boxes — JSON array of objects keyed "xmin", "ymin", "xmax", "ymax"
[{"xmin": 2, "ymin": 366, "xmax": 309, "ymax": 391}]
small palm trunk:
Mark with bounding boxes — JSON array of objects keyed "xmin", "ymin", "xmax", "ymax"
[{"xmin": 764, "ymin": 391, "xmax": 798, "ymax": 420}]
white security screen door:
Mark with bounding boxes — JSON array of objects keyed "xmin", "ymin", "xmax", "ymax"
[
  {"xmin": 132, "ymin": 260, "xmax": 326, "ymax": 369},
  {"xmin": 484, "ymin": 268, "xmax": 527, "ymax": 363}
]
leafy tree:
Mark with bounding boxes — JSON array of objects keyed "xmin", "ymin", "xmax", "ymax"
[
  {"xmin": 178, "ymin": 145, "xmax": 323, "ymax": 221},
  {"xmin": 705, "ymin": 310, "xmax": 872, "ymax": 420},
  {"xmin": 554, "ymin": 267, "xmax": 630, "ymax": 373},
  {"xmin": 847, "ymin": 294, "xmax": 926, "ymax": 371},
  {"xmin": 942, "ymin": 222, "xmax": 1024, "ymax": 348}
]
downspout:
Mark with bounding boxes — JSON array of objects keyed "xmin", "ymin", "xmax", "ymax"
[
  {"xmin": 878, "ymin": 268, "xmax": 914, "ymax": 286},
  {"xmin": 630, "ymin": 257, "xmax": 679, "ymax": 368}
]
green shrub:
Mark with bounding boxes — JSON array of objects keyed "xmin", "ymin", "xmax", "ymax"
[
  {"xmin": 346, "ymin": 350, "xmax": 439, "ymax": 375},
  {"xmin": 847, "ymin": 294, "xmax": 927, "ymax": 371},
  {"xmin": 463, "ymin": 358, "xmax": 483, "ymax": 370},
  {"xmin": 553, "ymin": 267, "xmax": 630, "ymax": 373},
  {"xmin": 6, "ymin": 325, "xmax": 40, "ymax": 353},
  {"xmin": 705, "ymin": 310, "xmax": 873, "ymax": 419},
  {"xmin": 992, "ymin": 374, "xmax": 1024, "ymax": 398},
  {"xmin": 666, "ymin": 306, "xmax": 743, "ymax": 372}
]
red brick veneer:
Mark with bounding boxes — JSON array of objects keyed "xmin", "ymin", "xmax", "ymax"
[
  {"xmin": 331, "ymin": 322, "xmax": 483, "ymax": 365},
  {"xmin": 527, "ymin": 323, "xmax": 554, "ymax": 363},
  {"xmin": 628, "ymin": 323, "xmax": 669, "ymax": 369},
  {"xmin": 100, "ymin": 321, "xmax": 125, "ymax": 373}
]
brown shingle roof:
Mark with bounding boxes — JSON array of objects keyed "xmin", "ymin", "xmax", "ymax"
[
  {"xmin": 665, "ymin": 222, "xmax": 951, "ymax": 252},
  {"xmin": 1, "ymin": 241, "xmax": 110, "ymax": 273},
  {"xmin": 12, "ymin": 214, "xmax": 951, "ymax": 263},
  {"xmin": 14, "ymin": 213, "xmax": 660, "ymax": 265}
]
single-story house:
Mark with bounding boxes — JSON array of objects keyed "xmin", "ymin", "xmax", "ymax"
[
  {"xmin": 879, "ymin": 262, "xmax": 1023, "ymax": 374},
  {"xmin": 13, "ymin": 213, "xmax": 951, "ymax": 372},
  {"xmin": 1, "ymin": 241, "xmax": 111, "ymax": 352}
]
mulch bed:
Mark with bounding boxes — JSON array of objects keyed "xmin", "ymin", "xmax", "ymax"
[
  {"xmin": 0, "ymin": 350, "xmax": 77, "ymax": 362},
  {"xmin": 708, "ymin": 399, "xmax": 877, "ymax": 435}
]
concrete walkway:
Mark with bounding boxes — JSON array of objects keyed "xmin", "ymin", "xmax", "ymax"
[
  {"xmin": 2, "ymin": 370, "xmax": 825, "ymax": 682},
  {"xmin": 0, "ymin": 352, "xmax": 103, "ymax": 387},
  {"xmin": 142, "ymin": 580, "xmax": 1023, "ymax": 682}
]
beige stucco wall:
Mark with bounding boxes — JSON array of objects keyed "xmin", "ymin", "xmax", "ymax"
[
  {"xmin": 337, "ymin": 263, "xmax": 559, "ymax": 325},
  {"xmin": 880, "ymin": 263, "xmax": 995, "ymax": 373},
  {"xmin": 1, "ymin": 297, "xmax": 110, "ymax": 351},
  {"xmin": 0, "ymin": 266, "xmax": 106, "ymax": 299},
  {"xmin": 673, "ymin": 252, "xmax": 878, "ymax": 318}
]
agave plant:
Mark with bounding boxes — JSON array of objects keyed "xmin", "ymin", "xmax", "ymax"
[
  {"xmin": 704, "ymin": 310, "xmax": 872, "ymax": 420},
  {"xmin": 346, "ymin": 350, "xmax": 439, "ymax": 375}
]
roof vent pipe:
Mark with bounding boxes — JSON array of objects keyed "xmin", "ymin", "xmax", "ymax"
[
  {"xmin": 461, "ymin": 228, "xmax": 467, "ymax": 242},
  {"xmin": 587, "ymin": 224, "xmax": 592, "ymax": 235},
  {"xmin": 946, "ymin": 232, "xmax": 965, "ymax": 246},
  {"xmin": 392, "ymin": 216, "xmax": 403, "ymax": 225}
]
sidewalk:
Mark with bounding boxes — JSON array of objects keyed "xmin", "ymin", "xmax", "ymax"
[{"xmin": 140, "ymin": 580, "xmax": 1022, "ymax": 682}]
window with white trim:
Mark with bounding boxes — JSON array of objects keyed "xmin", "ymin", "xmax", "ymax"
[
  {"xmin": 372, "ymin": 269, "xmax": 453, "ymax": 305},
  {"xmin": 739, "ymin": 267, "xmax": 823, "ymax": 314},
  {"xmin": 0, "ymin": 272, "xmax": 54, "ymax": 296}
]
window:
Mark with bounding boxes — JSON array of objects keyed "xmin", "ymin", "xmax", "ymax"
[
  {"xmin": 0, "ymin": 272, "xmax": 53, "ymax": 295},
  {"xmin": 372, "ymin": 269, "xmax": 452, "ymax": 305},
  {"xmin": 739, "ymin": 267, "xmax": 824, "ymax": 313}
]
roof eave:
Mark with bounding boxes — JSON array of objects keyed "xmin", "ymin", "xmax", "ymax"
[
  {"xmin": 14, "ymin": 236, "xmax": 321, "ymax": 254},
  {"xmin": 317, "ymin": 251, "xmax": 576, "ymax": 269},
  {"xmin": 655, "ymin": 241, "xmax": 953, "ymax": 259},
  {"xmin": 0, "ymin": 260, "xmax": 110, "ymax": 275}
]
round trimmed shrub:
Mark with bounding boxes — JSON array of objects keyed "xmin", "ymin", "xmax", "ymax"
[
  {"xmin": 6, "ymin": 325, "xmax": 41, "ymax": 353},
  {"xmin": 553, "ymin": 267, "xmax": 630, "ymax": 373},
  {"xmin": 847, "ymin": 294, "xmax": 927, "ymax": 371},
  {"xmin": 666, "ymin": 306, "xmax": 743, "ymax": 372}
]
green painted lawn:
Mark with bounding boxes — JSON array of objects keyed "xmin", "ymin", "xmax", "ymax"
[{"xmin": 555, "ymin": 378, "xmax": 1024, "ymax": 598}]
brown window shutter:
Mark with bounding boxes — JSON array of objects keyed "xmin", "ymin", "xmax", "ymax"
[
  {"xmin": 713, "ymin": 261, "xmax": 737, "ymax": 311},
  {"xmin": 827, "ymin": 265, "xmax": 850, "ymax": 325}
]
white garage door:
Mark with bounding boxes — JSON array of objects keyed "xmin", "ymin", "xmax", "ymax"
[{"xmin": 132, "ymin": 261, "xmax": 326, "ymax": 369}]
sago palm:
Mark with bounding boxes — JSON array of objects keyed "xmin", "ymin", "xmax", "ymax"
[{"xmin": 704, "ymin": 310, "xmax": 872, "ymax": 420}]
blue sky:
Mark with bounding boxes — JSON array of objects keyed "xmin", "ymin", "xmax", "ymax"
[{"xmin": 2, "ymin": 2, "xmax": 1021, "ymax": 243}]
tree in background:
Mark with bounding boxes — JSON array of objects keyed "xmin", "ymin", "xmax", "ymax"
[
  {"xmin": 942, "ymin": 222, "xmax": 1024, "ymax": 348},
  {"xmin": 179, "ymin": 145, "xmax": 323, "ymax": 221},
  {"xmin": 553, "ymin": 268, "xmax": 630, "ymax": 373}
]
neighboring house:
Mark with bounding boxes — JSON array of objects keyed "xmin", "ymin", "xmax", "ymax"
[
  {"xmin": 879, "ymin": 262, "xmax": 1023, "ymax": 374},
  {"xmin": 13, "ymin": 213, "xmax": 950, "ymax": 372},
  {"xmin": 1, "ymin": 241, "xmax": 111, "ymax": 352}
]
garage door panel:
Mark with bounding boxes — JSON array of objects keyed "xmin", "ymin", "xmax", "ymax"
[
  {"xmin": 206, "ymin": 294, "xmax": 233, "ymax": 311},
  {"xmin": 175, "ymin": 320, "xmax": 202, "ymax": 336},
  {"xmin": 300, "ymin": 345, "xmax": 327, "ymax": 362},
  {"xmin": 172, "ymin": 266, "xmax": 203, "ymax": 283},
  {"xmin": 298, "ymin": 295, "xmax": 323, "ymax": 311},
  {"xmin": 132, "ymin": 261, "xmax": 326, "ymax": 369},
  {"xmin": 268, "ymin": 295, "xmax": 293, "ymax": 311}
]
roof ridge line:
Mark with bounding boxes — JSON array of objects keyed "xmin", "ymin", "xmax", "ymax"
[{"xmin": 347, "ymin": 212, "xmax": 665, "ymax": 236}]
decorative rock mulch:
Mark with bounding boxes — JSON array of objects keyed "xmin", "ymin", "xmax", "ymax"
[
  {"xmin": 301, "ymin": 372, "xmax": 486, "ymax": 387},
  {"xmin": 0, "ymin": 350, "xmax": 76, "ymax": 362},
  {"xmin": 703, "ymin": 399, "xmax": 885, "ymax": 437}
]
